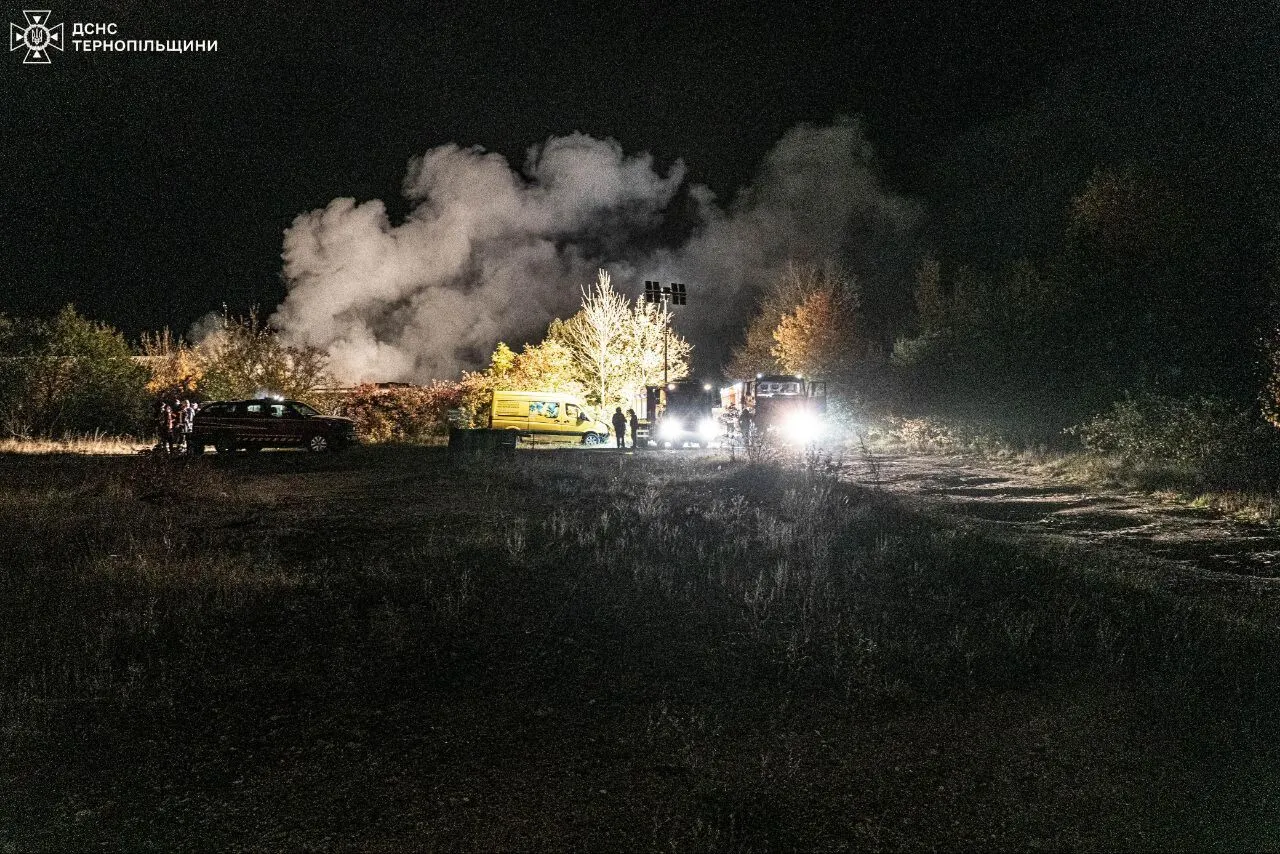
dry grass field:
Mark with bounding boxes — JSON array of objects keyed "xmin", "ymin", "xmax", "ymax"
[
  {"xmin": 0, "ymin": 435, "xmax": 147, "ymax": 456},
  {"xmin": 2, "ymin": 444, "xmax": 1279, "ymax": 851}
]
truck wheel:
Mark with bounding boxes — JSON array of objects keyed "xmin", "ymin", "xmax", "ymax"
[
  {"xmin": 307, "ymin": 435, "xmax": 330, "ymax": 453},
  {"xmin": 582, "ymin": 432, "xmax": 603, "ymax": 446}
]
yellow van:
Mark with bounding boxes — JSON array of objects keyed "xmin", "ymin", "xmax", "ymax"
[{"xmin": 489, "ymin": 391, "xmax": 613, "ymax": 445}]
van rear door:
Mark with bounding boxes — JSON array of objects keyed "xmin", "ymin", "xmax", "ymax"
[{"xmin": 492, "ymin": 396, "xmax": 530, "ymax": 431}]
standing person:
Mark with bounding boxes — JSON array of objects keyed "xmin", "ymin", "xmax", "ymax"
[
  {"xmin": 168, "ymin": 400, "xmax": 182, "ymax": 454},
  {"xmin": 179, "ymin": 399, "xmax": 197, "ymax": 453},
  {"xmin": 739, "ymin": 406, "xmax": 753, "ymax": 448},
  {"xmin": 156, "ymin": 400, "xmax": 174, "ymax": 455},
  {"xmin": 612, "ymin": 406, "xmax": 627, "ymax": 449},
  {"xmin": 627, "ymin": 408, "xmax": 639, "ymax": 449}
]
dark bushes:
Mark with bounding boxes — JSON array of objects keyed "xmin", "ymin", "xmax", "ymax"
[{"xmin": 1073, "ymin": 392, "xmax": 1280, "ymax": 488}]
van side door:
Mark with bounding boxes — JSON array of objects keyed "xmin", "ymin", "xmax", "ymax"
[{"xmin": 529, "ymin": 399, "xmax": 563, "ymax": 433}]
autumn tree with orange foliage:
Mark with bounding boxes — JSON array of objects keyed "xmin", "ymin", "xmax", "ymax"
[
  {"xmin": 445, "ymin": 338, "xmax": 586, "ymax": 427},
  {"xmin": 487, "ymin": 339, "xmax": 583, "ymax": 396},
  {"xmin": 140, "ymin": 329, "xmax": 204, "ymax": 398},
  {"xmin": 730, "ymin": 263, "xmax": 863, "ymax": 382},
  {"xmin": 772, "ymin": 286, "xmax": 861, "ymax": 379}
]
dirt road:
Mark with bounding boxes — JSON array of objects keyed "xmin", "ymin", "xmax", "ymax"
[{"xmin": 846, "ymin": 451, "xmax": 1280, "ymax": 591}]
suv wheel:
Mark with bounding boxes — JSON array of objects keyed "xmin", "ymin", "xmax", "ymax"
[
  {"xmin": 582, "ymin": 432, "xmax": 603, "ymax": 446},
  {"xmin": 307, "ymin": 435, "xmax": 330, "ymax": 453},
  {"xmin": 214, "ymin": 436, "xmax": 236, "ymax": 455}
]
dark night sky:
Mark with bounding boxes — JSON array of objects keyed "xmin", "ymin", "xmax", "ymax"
[{"xmin": 2, "ymin": 0, "xmax": 1276, "ymax": 340}]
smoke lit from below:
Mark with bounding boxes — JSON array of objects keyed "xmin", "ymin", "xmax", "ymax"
[{"xmin": 269, "ymin": 120, "xmax": 916, "ymax": 384}]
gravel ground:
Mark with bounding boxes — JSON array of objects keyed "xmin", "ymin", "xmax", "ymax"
[{"xmin": 847, "ymin": 451, "xmax": 1280, "ymax": 591}]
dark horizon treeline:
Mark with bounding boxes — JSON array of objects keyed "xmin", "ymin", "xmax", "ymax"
[
  {"xmin": 849, "ymin": 2, "xmax": 1280, "ymax": 439},
  {"xmin": 884, "ymin": 164, "xmax": 1271, "ymax": 434},
  {"xmin": 731, "ymin": 153, "xmax": 1279, "ymax": 447}
]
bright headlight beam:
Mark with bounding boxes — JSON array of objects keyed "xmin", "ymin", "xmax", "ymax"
[{"xmin": 784, "ymin": 412, "xmax": 823, "ymax": 444}]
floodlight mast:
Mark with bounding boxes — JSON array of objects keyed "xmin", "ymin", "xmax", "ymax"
[{"xmin": 643, "ymin": 281, "xmax": 688, "ymax": 385}]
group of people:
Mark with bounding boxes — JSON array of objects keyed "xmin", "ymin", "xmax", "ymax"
[
  {"xmin": 611, "ymin": 407, "xmax": 640, "ymax": 449},
  {"xmin": 609, "ymin": 404, "xmax": 754, "ymax": 450},
  {"xmin": 155, "ymin": 398, "xmax": 198, "ymax": 455}
]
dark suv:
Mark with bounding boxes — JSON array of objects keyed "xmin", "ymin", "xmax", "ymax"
[{"xmin": 190, "ymin": 399, "xmax": 357, "ymax": 454}]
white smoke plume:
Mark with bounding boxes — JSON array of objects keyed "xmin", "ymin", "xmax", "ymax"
[
  {"xmin": 272, "ymin": 118, "xmax": 915, "ymax": 383},
  {"xmin": 633, "ymin": 120, "xmax": 919, "ymax": 354}
]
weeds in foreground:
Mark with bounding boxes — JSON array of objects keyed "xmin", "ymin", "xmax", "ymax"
[
  {"xmin": 6, "ymin": 447, "xmax": 1279, "ymax": 727},
  {"xmin": 5, "ymin": 446, "xmax": 1280, "ymax": 850},
  {"xmin": 533, "ymin": 456, "xmax": 1280, "ymax": 730},
  {"xmin": 1186, "ymin": 490, "xmax": 1280, "ymax": 524},
  {"xmin": 856, "ymin": 432, "xmax": 882, "ymax": 487}
]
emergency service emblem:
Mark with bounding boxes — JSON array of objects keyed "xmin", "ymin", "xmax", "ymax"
[{"xmin": 10, "ymin": 10, "xmax": 63, "ymax": 64}]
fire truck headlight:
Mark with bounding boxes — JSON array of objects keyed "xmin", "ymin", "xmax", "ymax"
[
  {"xmin": 698, "ymin": 418, "xmax": 718, "ymax": 441},
  {"xmin": 659, "ymin": 420, "xmax": 684, "ymax": 441},
  {"xmin": 785, "ymin": 412, "xmax": 823, "ymax": 444}
]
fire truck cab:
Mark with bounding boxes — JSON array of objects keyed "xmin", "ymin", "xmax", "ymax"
[
  {"xmin": 744, "ymin": 374, "xmax": 827, "ymax": 443},
  {"xmin": 644, "ymin": 380, "xmax": 721, "ymax": 447}
]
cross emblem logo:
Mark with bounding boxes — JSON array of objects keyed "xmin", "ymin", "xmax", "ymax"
[{"xmin": 10, "ymin": 10, "xmax": 63, "ymax": 64}]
